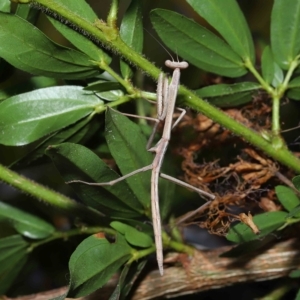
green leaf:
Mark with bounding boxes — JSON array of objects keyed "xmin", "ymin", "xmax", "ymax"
[
  {"xmin": 0, "ymin": 235, "xmax": 29, "ymax": 294},
  {"xmin": 286, "ymin": 204, "xmax": 300, "ymax": 219},
  {"xmin": 105, "ymin": 109, "xmax": 152, "ymax": 208},
  {"xmin": 84, "ymin": 80, "xmax": 123, "ymax": 92},
  {"xmin": 186, "ymin": 0, "xmax": 255, "ymax": 63},
  {"xmin": 293, "ymin": 175, "xmax": 300, "ymax": 190},
  {"xmin": 289, "ymin": 269, "xmax": 300, "ymax": 278},
  {"xmin": 15, "ymin": 3, "xmax": 39, "ymax": 23},
  {"xmin": 109, "ymin": 263, "xmax": 131, "ymax": 300},
  {"xmin": 0, "ymin": 13, "xmax": 99, "ymax": 79},
  {"xmin": 84, "ymin": 80, "xmax": 124, "ymax": 101},
  {"xmin": 271, "ymin": 0, "xmax": 300, "ymax": 69},
  {"xmin": 68, "ymin": 233, "xmax": 132, "ymax": 298},
  {"xmin": 195, "ymin": 82, "xmax": 260, "ymax": 107},
  {"xmin": 96, "ymin": 90, "xmax": 124, "ymax": 102},
  {"xmin": 275, "ymin": 185, "xmax": 300, "ymax": 212},
  {"xmin": 159, "ymin": 176, "xmax": 176, "ymax": 220},
  {"xmin": 46, "ymin": 143, "xmax": 144, "ymax": 218},
  {"xmin": 259, "ymin": 49, "xmax": 284, "ymax": 88},
  {"xmin": 113, "ymin": 219, "xmax": 153, "ymax": 237},
  {"xmin": 261, "ymin": 46, "xmax": 275, "ymax": 84},
  {"xmin": 0, "ymin": 76, "xmax": 58, "ymax": 101},
  {"xmin": 47, "ymin": 0, "xmax": 111, "ymax": 64},
  {"xmin": 109, "ymin": 259, "xmax": 147, "ymax": 300},
  {"xmin": 150, "ymin": 9, "xmax": 247, "ymax": 78},
  {"xmin": 0, "ymin": 201, "xmax": 55, "ymax": 239},
  {"xmin": 0, "ymin": 86, "xmax": 102, "ymax": 146},
  {"xmin": 0, "ymin": 0, "xmax": 10, "ymax": 12},
  {"xmin": 226, "ymin": 211, "xmax": 288, "ymax": 243},
  {"xmin": 288, "ymin": 77, "xmax": 300, "ymax": 89},
  {"xmin": 12, "ymin": 116, "xmax": 100, "ymax": 167},
  {"xmin": 272, "ymin": 63, "xmax": 284, "ymax": 88},
  {"xmin": 296, "ymin": 288, "xmax": 300, "ymax": 300},
  {"xmin": 287, "ymin": 77, "xmax": 300, "ymax": 100},
  {"xmin": 110, "ymin": 221, "xmax": 153, "ymax": 248},
  {"xmin": 120, "ymin": 0, "xmax": 143, "ymax": 79}
]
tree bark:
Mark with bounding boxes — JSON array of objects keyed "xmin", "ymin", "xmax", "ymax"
[{"xmin": 5, "ymin": 239, "xmax": 300, "ymax": 300}]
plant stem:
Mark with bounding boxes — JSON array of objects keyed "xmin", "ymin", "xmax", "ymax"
[
  {"xmin": 129, "ymin": 246, "xmax": 156, "ymax": 264},
  {"xmin": 169, "ymin": 217, "xmax": 184, "ymax": 243},
  {"xmin": 99, "ymin": 61, "xmax": 136, "ymax": 95},
  {"xmin": 245, "ymin": 58, "xmax": 273, "ymax": 94},
  {"xmin": 23, "ymin": 0, "xmax": 300, "ymax": 173},
  {"xmin": 162, "ymin": 232, "xmax": 194, "ymax": 255},
  {"xmin": 33, "ymin": 0, "xmax": 161, "ymax": 78},
  {"xmin": 179, "ymin": 86, "xmax": 300, "ymax": 172},
  {"xmin": 128, "ymin": 232, "xmax": 194, "ymax": 264},
  {"xmin": 281, "ymin": 58, "xmax": 300, "ymax": 91},
  {"xmin": 29, "ymin": 226, "xmax": 114, "ymax": 250},
  {"xmin": 272, "ymin": 94, "xmax": 281, "ymax": 134},
  {"xmin": 0, "ymin": 164, "xmax": 103, "ymax": 222}
]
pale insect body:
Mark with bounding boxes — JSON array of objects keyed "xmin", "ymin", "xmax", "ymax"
[{"xmin": 67, "ymin": 58, "xmax": 215, "ymax": 275}]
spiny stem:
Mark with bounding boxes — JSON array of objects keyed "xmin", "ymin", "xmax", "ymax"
[
  {"xmin": 0, "ymin": 163, "xmax": 103, "ymax": 222},
  {"xmin": 16, "ymin": 0, "xmax": 300, "ymax": 175}
]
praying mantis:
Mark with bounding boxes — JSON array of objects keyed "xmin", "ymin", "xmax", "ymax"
[{"xmin": 68, "ymin": 59, "xmax": 215, "ymax": 275}]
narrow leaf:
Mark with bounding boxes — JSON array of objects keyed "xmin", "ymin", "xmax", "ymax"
[
  {"xmin": 96, "ymin": 89, "xmax": 124, "ymax": 102},
  {"xmin": 46, "ymin": 143, "xmax": 144, "ymax": 218},
  {"xmin": 120, "ymin": 0, "xmax": 143, "ymax": 78},
  {"xmin": 84, "ymin": 80, "xmax": 124, "ymax": 101},
  {"xmin": 186, "ymin": 0, "xmax": 255, "ymax": 63},
  {"xmin": 0, "ymin": 13, "xmax": 99, "ymax": 79},
  {"xmin": 109, "ymin": 259, "xmax": 147, "ymax": 300},
  {"xmin": 272, "ymin": 63, "xmax": 284, "ymax": 88},
  {"xmin": 293, "ymin": 175, "xmax": 300, "ymax": 190},
  {"xmin": 0, "ymin": 235, "xmax": 29, "ymax": 294},
  {"xmin": 275, "ymin": 185, "xmax": 300, "ymax": 212},
  {"xmin": 0, "ymin": 86, "xmax": 102, "ymax": 146},
  {"xmin": 195, "ymin": 82, "xmax": 260, "ymax": 107},
  {"xmin": 16, "ymin": 3, "xmax": 39, "ymax": 23},
  {"xmin": 84, "ymin": 81, "xmax": 123, "ymax": 92},
  {"xmin": 287, "ymin": 77, "xmax": 300, "ymax": 100},
  {"xmin": 286, "ymin": 205, "xmax": 300, "ymax": 219},
  {"xmin": 150, "ymin": 9, "xmax": 247, "ymax": 78},
  {"xmin": 105, "ymin": 109, "xmax": 152, "ymax": 208},
  {"xmin": 68, "ymin": 233, "xmax": 132, "ymax": 298},
  {"xmin": 12, "ymin": 116, "xmax": 98, "ymax": 167},
  {"xmin": 271, "ymin": 0, "xmax": 300, "ymax": 69},
  {"xmin": 288, "ymin": 77, "xmax": 300, "ymax": 89},
  {"xmin": 0, "ymin": 201, "xmax": 55, "ymax": 239},
  {"xmin": 159, "ymin": 176, "xmax": 176, "ymax": 220},
  {"xmin": 109, "ymin": 263, "xmax": 130, "ymax": 300},
  {"xmin": 226, "ymin": 211, "xmax": 288, "ymax": 243},
  {"xmin": 47, "ymin": 0, "xmax": 111, "ymax": 64},
  {"xmin": 261, "ymin": 46, "xmax": 275, "ymax": 84}
]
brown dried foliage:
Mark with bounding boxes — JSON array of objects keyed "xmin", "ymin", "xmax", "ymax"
[{"xmin": 172, "ymin": 95, "xmax": 291, "ymax": 235}]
